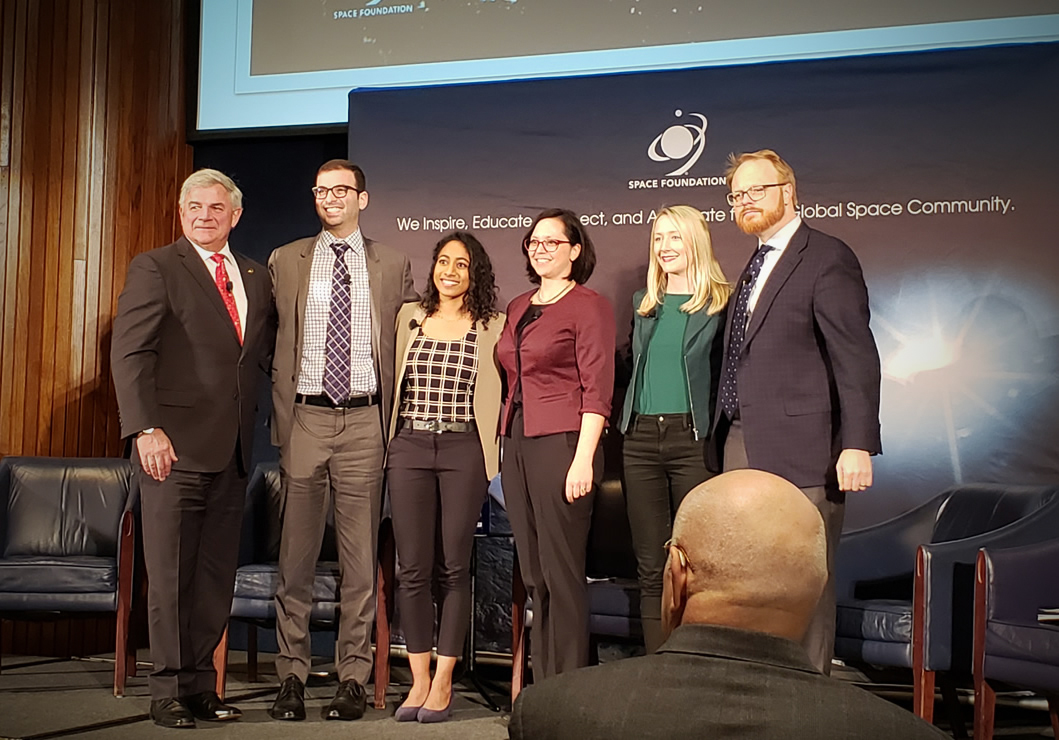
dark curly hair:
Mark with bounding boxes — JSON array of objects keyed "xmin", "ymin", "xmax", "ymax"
[
  {"xmin": 521, "ymin": 208, "xmax": 596, "ymax": 285},
  {"xmin": 420, "ymin": 231, "xmax": 499, "ymax": 328}
]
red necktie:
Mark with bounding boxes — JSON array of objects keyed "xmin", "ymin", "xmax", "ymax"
[{"xmin": 210, "ymin": 254, "xmax": 243, "ymax": 344}]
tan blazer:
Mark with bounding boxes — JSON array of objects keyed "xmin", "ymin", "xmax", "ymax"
[
  {"xmin": 389, "ymin": 302, "xmax": 506, "ymax": 479},
  {"xmin": 268, "ymin": 234, "xmax": 418, "ymax": 449}
]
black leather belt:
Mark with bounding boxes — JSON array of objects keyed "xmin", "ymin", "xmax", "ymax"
[
  {"xmin": 406, "ymin": 419, "xmax": 476, "ymax": 433},
  {"xmin": 295, "ymin": 392, "xmax": 379, "ymax": 409}
]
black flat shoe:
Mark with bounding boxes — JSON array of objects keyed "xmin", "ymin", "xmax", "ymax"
[
  {"xmin": 269, "ymin": 675, "xmax": 306, "ymax": 721},
  {"xmin": 184, "ymin": 690, "xmax": 242, "ymax": 721},
  {"xmin": 150, "ymin": 697, "xmax": 196, "ymax": 729},
  {"xmin": 325, "ymin": 679, "xmax": 367, "ymax": 721}
]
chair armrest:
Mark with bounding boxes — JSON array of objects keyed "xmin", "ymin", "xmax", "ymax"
[
  {"xmin": 835, "ymin": 497, "xmax": 944, "ymax": 601},
  {"xmin": 982, "ymin": 538, "xmax": 1059, "ymax": 624}
]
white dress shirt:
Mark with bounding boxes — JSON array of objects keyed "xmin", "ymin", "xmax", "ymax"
[{"xmin": 748, "ymin": 215, "xmax": 803, "ymax": 316}]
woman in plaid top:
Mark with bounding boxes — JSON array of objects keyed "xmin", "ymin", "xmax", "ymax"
[{"xmin": 386, "ymin": 231, "xmax": 505, "ymax": 723}]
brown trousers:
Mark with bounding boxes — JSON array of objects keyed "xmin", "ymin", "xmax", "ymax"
[
  {"xmin": 723, "ymin": 419, "xmax": 845, "ymax": 674},
  {"xmin": 274, "ymin": 403, "xmax": 385, "ymax": 684}
]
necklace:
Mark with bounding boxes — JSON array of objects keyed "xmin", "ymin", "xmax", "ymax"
[{"xmin": 534, "ymin": 281, "xmax": 575, "ymax": 305}]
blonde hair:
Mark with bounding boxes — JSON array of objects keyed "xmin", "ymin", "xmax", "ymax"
[
  {"xmin": 724, "ymin": 149, "xmax": 798, "ymax": 207},
  {"xmin": 638, "ymin": 205, "xmax": 731, "ymax": 317},
  {"xmin": 179, "ymin": 168, "xmax": 243, "ymax": 210}
]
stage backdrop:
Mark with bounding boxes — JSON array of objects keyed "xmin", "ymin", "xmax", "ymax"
[{"xmin": 349, "ymin": 42, "xmax": 1059, "ymax": 530}]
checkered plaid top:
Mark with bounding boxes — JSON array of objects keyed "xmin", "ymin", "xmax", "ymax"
[
  {"xmin": 398, "ymin": 329, "xmax": 478, "ymax": 422},
  {"xmin": 296, "ymin": 229, "xmax": 377, "ymax": 396}
]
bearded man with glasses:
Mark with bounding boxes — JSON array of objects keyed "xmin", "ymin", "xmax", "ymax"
[
  {"xmin": 267, "ymin": 159, "xmax": 418, "ymax": 721},
  {"xmin": 708, "ymin": 149, "xmax": 882, "ymax": 675}
]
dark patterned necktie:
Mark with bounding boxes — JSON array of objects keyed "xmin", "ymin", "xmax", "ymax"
[
  {"xmin": 720, "ymin": 244, "xmax": 773, "ymax": 419},
  {"xmin": 322, "ymin": 242, "xmax": 352, "ymax": 404}
]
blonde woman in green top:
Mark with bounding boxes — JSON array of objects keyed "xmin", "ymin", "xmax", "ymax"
[{"xmin": 619, "ymin": 205, "xmax": 732, "ymax": 652}]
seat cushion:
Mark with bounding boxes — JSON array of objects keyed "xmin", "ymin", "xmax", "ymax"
[
  {"xmin": 836, "ymin": 598, "xmax": 912, "ymax": 643},
  {"xmin": 0, "ymin": 556, "xmax": 117, "ymax": 593},
  {"xmin": 232, "ymin": 562, "xmax": 340, "ymax": 602}
]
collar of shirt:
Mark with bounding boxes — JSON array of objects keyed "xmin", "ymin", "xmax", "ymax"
[
  {"xmin": 189, "ymin": 240, "xmax": 236, "ymax": 267},
  {"xmin": 317, "ymin": 227, "xmax": 365, "ymax": 256},
  {"xmin": 758, "ymin": 215, "xmax": 803, "ymax": 255}
]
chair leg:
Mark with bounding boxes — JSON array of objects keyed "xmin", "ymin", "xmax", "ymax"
[
  {"xmin": 213, "ymin": 625, "xmax": 229, "ymax": 700},
  {"xmin": 1048, "ymin": 696, "xmax": 1059, "ymax": 738},
  {"xmin": 511, "ymin": 553, "xmax": 527, "ymax": 706},
  {"xmin": 938, "ymin": 677, "xmax": 966, "ymax": 739},
  {"xmin": 114, "ymin": 508, "xmax": 136, "ymax": 697},
  {"xmin": 113, "ymin": 605, "xmax": 130, "ymax": 698},
  {"xmin": 373, "ymin": 519, "xmax": 396, "ymax": 710},
  {"xmin": 914, "ymin": 667, "xmax": 935, "ymax": 722},
  {"xmin": 247, "ymin": 625, "xmax": 258, "ymax": 683},
  {"xmin": 974, "ymin": 678, "xmax": 996, "ymax": 740}
]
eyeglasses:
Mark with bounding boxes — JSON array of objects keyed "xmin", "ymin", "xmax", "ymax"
[
  {"xmin": 311, "ymin": 184, "xmax": 361, "ymax": 200},
  {"xmin": 726, "ymin": 183, "xmax": 787, "ymax": 207},
  {"xmin": 663, "ymin": 538, "xmax": 693, "ymax": 571},
  {"xmin": 523, "ymin": 237, "xmax": 571, "ymax": 253}
]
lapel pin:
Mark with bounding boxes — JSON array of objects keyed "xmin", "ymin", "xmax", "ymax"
[{"xmin": 247, "ymin": 268, "xmax": 255, "ymax": 274}]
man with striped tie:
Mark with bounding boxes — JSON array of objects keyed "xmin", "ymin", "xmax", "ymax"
[{"xmin": 268, "ymin": 160, "xmax": 417, "ymax": 721}]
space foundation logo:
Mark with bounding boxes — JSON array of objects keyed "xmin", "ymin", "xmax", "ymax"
[{"xmin": 629, "ymin": 109, "xmax": 726, "ymax": 190}]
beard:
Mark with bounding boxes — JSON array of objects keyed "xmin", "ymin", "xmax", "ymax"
[{"xmin": 735, "ymin": 196, "xmax": 785, "ymax": 236}]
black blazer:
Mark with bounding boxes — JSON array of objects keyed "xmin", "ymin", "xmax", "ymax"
[
  {"xmin": 111, "ymin": 236, "xmax": 275, "ymax": 473},
  {"xmin": 709, "ymin": 222, "xmax": 881, "ymax": 488},
  {"xmin": 509, "ymin": 624, "xmax": 949, "ymax": 740}
]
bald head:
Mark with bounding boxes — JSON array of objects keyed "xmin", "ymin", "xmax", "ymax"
[{"xmin": 662, "ymin": 470, "xmax": 827, "ymax": 642}]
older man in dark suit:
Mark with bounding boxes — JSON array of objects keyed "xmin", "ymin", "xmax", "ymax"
[
  {"xmin": 267, "ymin": 159, "xmax": 418, "ymax": 722},
  {"xmin": 111, "ymin": 168, "xmax": 275, "ymax": 729},
  {"xmin": 710, "ymin": 149, "xmax": 882, "ymax": 673},
  {"xmin": 508, "ymin": 470, "xmax": 948, "ymax": 740}
]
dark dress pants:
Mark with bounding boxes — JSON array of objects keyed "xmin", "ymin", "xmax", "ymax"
[
  {"xmin": 622, "ymin": 413, "xmax": 712, "ymax": 652},
  {"xmin": 386, "ymin": 427, "xmax": 488, "ymax": 656},
  {"xmin": 723, "ymin": 419, "xmax": 845, "ymax": 674},
  {"xmin": 502, "ymin": 408, "xmax": 600, "ymax": 679},
  {"xmin": 138, "ymin": 450, "xmax": 245, "ymax": 700}
]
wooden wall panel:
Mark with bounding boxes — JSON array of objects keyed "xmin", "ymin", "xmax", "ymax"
[{"xmin": 0, "ymin": 0, "xmax": 191, "ymax": 460}]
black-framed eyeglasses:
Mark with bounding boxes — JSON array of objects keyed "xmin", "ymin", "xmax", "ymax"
[
  {"xmin": 311, "ymin": 184, "xmax": 361, "ymax": 200},
  {"xmin": 726, "ymin": 182, "xmax": 787, "ymax": 207},
  {"xmin": 664, "ymin": 538, "xmax": 693, "ymax": 571},
  {"xmin": 523, "ymin": 237, "xmax": 571, "ymax": 253}
]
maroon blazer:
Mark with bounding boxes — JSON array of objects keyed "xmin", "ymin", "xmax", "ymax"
[{"xmin": 498, "ymin": 285, "xmax": 615, "ymax": 438}]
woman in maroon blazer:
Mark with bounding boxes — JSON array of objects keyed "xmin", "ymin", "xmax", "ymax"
[{"xmin": 497, "ymin": 208, "xmax": 616, "ymax": 678}]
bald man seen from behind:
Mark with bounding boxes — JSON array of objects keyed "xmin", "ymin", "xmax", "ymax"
[{"xmin": 508, "ymin": 470, "xmax": 948, "ymax": 740}]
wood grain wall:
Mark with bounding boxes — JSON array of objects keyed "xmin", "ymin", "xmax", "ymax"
[
  {"xmin": 0, "ymin": 0, "xmax": 191, "ymax": 658},
  {"xmin": 0, "ymin": 0, "xmax": 192, "ymax": 460}
]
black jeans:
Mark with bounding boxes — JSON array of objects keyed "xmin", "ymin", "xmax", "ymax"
[{"xmin": 622, "ymin": 413, "xmax": 711, "ymax": 652}]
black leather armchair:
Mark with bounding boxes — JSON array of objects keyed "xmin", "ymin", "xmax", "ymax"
[
  {"xmin": 973, "ymin": 539, "xmax": 1059, "ymax": 740},
  {"xmin": 0, "ymin": 456, "xmax": 138, "ymax": 696},
  {"xmin": 835, "ymin": 483, "xmax": 1059, "ymax": 726}
]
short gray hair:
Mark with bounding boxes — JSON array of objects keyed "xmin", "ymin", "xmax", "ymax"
[{"xmin": 179, "ymin": 168, "xmax": 243, "ymax": 210}]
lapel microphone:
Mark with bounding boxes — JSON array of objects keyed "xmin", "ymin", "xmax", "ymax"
[{"xmin": 408, "ymin": 319, "xmax": 421, "ymax": 330}]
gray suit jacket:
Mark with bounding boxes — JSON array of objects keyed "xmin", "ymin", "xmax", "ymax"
[
  {"xmin": 509, "ymin": 624, "xmax": 949, "ymax": 740},
  {"xmin": 268, "ymin": 234, "xmax": 417, "ymax": 448},
  {"xmin": 111, "ymin": 237, "xmax": 275, "ymax": 473}
]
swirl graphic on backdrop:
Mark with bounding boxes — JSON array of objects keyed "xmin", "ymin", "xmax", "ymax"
[{"xmin": 647, "ymin": 110, "xmax": 708, "ymax": 176}]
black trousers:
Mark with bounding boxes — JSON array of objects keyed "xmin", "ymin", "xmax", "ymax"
[
  {"xmin": 137, "ymin": 450, "xmax": 245, "ymax": 700},
  {"xmin": 622, "ymin": 413, "xmax": 712, "ymax": 652},
  {"xmin": 723, "ymin": 419, "xmax": 845, "ymax": 674},
  {"xmin": 386, "ymin": 427, "xmax": 488, "ymax": 656},
  {"xmin": 502, "ymin": 409, "xmax": 600, "ymax": 679}
]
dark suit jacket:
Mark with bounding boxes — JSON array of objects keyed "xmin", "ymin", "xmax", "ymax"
[
  {"xmin": 111, "ymin": 237, "xmax": 275, "ymax": 473},
  {"xmin": 268, "ymin": 234, "xmax": 417, "ymax": 448},
  {"xmin": 709, "ymin": 222, "xmax": 881, "ymax": 488},
  {"xmin": 509, "ymin": 624, "xmax": 950, "ymax": 740},
  {"xmin": 497, "ymin": 285, "xmax": 615, "ymax": 438}
]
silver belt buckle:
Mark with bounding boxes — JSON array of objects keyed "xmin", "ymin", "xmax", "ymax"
[{"xmin": 427, "ymin": 420, "xmax": 443, "ymax": 434}]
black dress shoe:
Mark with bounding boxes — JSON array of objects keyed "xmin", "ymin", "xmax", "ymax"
[
  {"xmin": 150, "ymin": 697, "xmax": 196, "ymax": 729},
  {"xmin": 185, "ymin": 690, "xmax": 242, "ymax": 722},
  {"xmin": 269, "ymin": 675, "xmax": 306, "ymax": 721},
  {"xmin": 325, "ymin": 679, "xmax": 367, "ymax": 721}
]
